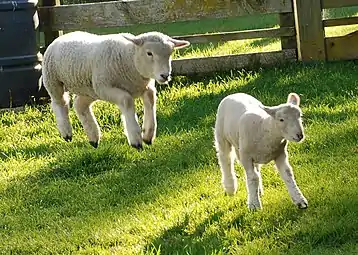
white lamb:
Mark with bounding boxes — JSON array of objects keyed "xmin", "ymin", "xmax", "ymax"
[
  {"xmin": 41, "ymin": 31, "xmax": 190, "ymax": 148},
  {"xmin": 214, "ymin": 92, "xmax": 308, "ymax": 210}
]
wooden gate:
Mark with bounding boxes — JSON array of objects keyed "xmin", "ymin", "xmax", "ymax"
[{"xmin": 294, "ymin": 0, "xmax": 358, "ymax": 62}]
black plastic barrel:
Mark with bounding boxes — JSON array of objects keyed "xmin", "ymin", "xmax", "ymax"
[{"xmin": 0, "ymin": 0, "xmax": 45, "ymax": 108}]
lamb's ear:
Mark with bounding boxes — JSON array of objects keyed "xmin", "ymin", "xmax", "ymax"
[
  {"xmin": 168, "ymin": 38, "xmax": 190, "ymax": 49},
  {"xmin": 122, "ymin": 34, "xmax": 144, "ymax": 46},
  {"xmin": 262, "ymin": 106, "xmax": 277, "ymax": 117},
  {"xmin": 287, "ymin": 93, "xmax": 300, "ymax": 106}
]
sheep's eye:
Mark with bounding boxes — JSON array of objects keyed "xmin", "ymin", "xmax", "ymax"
[
  {"xmin": 147, "ymin": 52, "xmax": 153, "ymax": 56},
  {"xmin": 280, "ymin": 119, "xmax": 284, "ymax": 122}
]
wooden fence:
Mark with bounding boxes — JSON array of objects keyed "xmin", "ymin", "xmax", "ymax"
[{"xmin": 36, "ymin": 0, "xmax": 358, "ymax": 76}]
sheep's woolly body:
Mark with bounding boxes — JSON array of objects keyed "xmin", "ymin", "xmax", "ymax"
[
  {"xmin": 215, "ymin": 93, "xmax": 308, "ymax": 210},
  {"xmin": 216, "ymin": 94, "xmax": 288, "ymax": 164},
  {"xmin": 43, "ymin": 31, "xmax": 153, "ymax": 99},
  {"xmin": 42, "ymin": 31, "xmax": 190, "ymax": 148}
]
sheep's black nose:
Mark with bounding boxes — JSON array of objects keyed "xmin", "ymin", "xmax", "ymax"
[
  {"xmin": 297, "ymin": 133, "xmax": 304, "ymax": 141},
  {"xmin": 160, "ymin": 74, "xmax": 169, "ymax": 81}
]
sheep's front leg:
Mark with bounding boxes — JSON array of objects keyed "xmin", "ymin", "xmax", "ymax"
[
  {"xmin": 275, "ymin": 152, "xmax": 308, "ymax": 209},
  {"xmin": 73, "ymin": 95, "xmax": 101, "ymax": 148},
  {"xmin": 141, "ymin": 85, "xmax": 157, "ymax": 145},
  {"xmin": 240, "ymin": 154, "xmax": 262, "ymax": 210},
  {"xmin": 95, "ymin": 86, "xmax": 142, "ymax": 149}
]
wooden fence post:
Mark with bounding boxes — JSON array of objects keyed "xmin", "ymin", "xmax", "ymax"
[
  {"xmin": 41, "ymin": 0, "xmax": 63, "ymax": 49},
  {"xmin": 279, "ymin": 12, "xmax": 297, "ymax": 50},
  {"xmin": 293, "ymin": 0, "xmax": 326, "ymax": 61}
]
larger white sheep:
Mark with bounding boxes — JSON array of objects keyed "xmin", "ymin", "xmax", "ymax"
[
  {"xmin": 41, "ymin": 31, "xmax": 190, "ymax": 148},
  {"xmin": 214, "ymin": 92, "xmax": 308, "ymax": 210}
]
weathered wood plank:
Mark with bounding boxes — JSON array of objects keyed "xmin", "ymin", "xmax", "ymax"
[
  {"xmin": 293, "ymin": 0, "xmax": 326, "ymax": 61},
  {"xmin": 322, "ymin": 0, "xmax": 358, "ymax": 9},
  {"xmin": 41, "ymin": 0, "xmax": 63, "ymax": 46},
  {"xmin": 279, "ymin": 12, "xmax": 297, "ymax": 50},
  {"xmin": 326, "ymin": 30, "xmax": 358, "ymax": 61},
  {"xmin": 172, "ymin": 49, "xmax": 297, "ymax": 76},
  {"xmin": 172, "ymin": 27, "xmax": 295, "ymax": 44},
  {"xmin": 38, "ymin": 0, "xmax": 293, "ymax": 31},
  {"xmin": 323, "ymin": 17, "xmax": 358, "ymax": 27}
]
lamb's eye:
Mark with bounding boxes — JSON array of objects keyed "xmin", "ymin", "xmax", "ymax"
[
  {"xmin": 147, "ymin": 52, "xmax": 153, "ymax": 56},
  {"xmin": 280, "ymin": 119, "xmax": 284, "ymax": 122}
]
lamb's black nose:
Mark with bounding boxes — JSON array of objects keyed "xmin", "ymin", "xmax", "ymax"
[
  {"xmin": 160, "ymin": 74, "xmax": 169, "ymax": 81},
  {"xmin": 297, "ymin": 133, "xmax": 304, "ymax": 141}
]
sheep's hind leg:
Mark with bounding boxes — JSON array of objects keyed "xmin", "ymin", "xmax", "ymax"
[
  {"xmin": 141, "ymin": 85, "xmax": 157, "ymax": 145},
  {"xmin": 45, "ymin": 80, "xmax": 72, "ymax": 142},
  {"xmin": 215, "ymin": 135, "xmax": 237, "ymax": 196},
  {"xmin": 255, "ymin": 164, "xmax": 264, "ymax": 196},
  {"xmin": 73, "ymin": 95, "xmax": 101, "ymax": 148}
]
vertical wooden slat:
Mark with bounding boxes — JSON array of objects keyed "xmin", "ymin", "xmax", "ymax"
[
  {"xmin": 41, "ymin": 0, "xmax": 63, "ymax": 48},
  {"xmin": 293, "ymin": 0, "xmax": 326, "ymax": 61},
  {"xmin": 279, "ymin": 12, "xmax": 297, "ymax": 50}
]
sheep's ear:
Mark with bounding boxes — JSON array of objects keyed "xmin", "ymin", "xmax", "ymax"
[
  {"xmin": 263, "ymin": 106, "xmax": 277, "ymax": 117},
  {"xmin": 169, "ymin": 38, "xmax": 190, "ymax": 49},
  {"xmin": 287, "ymin": 93, "xmax": 300, "ymax": 106},
  {"xmin": 122, "ymin": 34, "xmax": 144, "ymax": 46}
]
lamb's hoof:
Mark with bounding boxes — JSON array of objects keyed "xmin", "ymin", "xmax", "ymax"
[
  {"xmin": 248, "ymin": 202, "xmax": 262, "ymax": 211},
  {"xmin": 89, "ymin": 141, "xmax": 99, "ymax": 148},
  {"xmin": 64, "ymin": 135, "xmax": 72, "ymax": 142},
  {"xmin": 131, "ymin": 143, "xmax": 143, "ymax": 150},
  {"xmin": 143, "ymin": 139, "xmax": 152, "ymax": 145},
  {"xmin": 296, "ymin": 199, "xmax": 308, "ymax": 209}
]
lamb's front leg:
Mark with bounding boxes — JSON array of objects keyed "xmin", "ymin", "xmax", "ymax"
[
  {"xmin": 141, "ymin": 85, "xmax": 157, "ymax": 145},
  {"xmin": 275, "ymin": 152, "xmax": 308, "ymax": 209},
  {"xmin": 95, "ymin": 86, "xmax": 142, "ymax": 149},
  {"xmin": 240, "ymin": 154, "xmax": 262, "ymax": 210}
]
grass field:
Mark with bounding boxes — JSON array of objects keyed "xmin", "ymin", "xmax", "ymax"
[{"xmin": 2, "ymin": 6, "xmax": 358, "ymax": 255}]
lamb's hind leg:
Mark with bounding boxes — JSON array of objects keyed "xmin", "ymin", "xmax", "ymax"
[
  {"xmin": 255, "ymin": 164, "xmax": 264, "ymax": 196},
  {"xmin": 44, "ymin": 80, "xmax": 72, "ymax": 141},
  {"xmin": 215, "ymin": 135, "xmax": 237, "ymax": 195},
  {"xmin": 73, "ymin": 95, "xmax": 101, "ymax": 148}
]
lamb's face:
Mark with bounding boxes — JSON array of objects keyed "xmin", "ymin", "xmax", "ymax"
[
  {"xmin": 139, "ymin": 41, "xmax": 174, "ymax": 84},
  {"xmin": 275, "ymin": 105, "xmax": 305, "ymax": 142},
  {"xmin": 124, "ymin": 32, "xmax": 190, "ymax": 84}
]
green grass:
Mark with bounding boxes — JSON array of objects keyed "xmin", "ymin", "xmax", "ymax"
[
  {"xmin": 5, "ymin": 5, "xmax": 358, "ymax": 255},
  {"xmin": 2, "ymin": 61, "xmax": 358, "ymax": 254}
]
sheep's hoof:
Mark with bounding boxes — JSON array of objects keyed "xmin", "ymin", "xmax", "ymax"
[
  {"xmin": 131, "ymin": 143, "xmax": 143, "ymax": 150},
  {"xmin": 143, "ymin": 139, "xmax": 152, "ymax": 145},
  {"xmin": 64, "ymin": 135, "xmax": 72, "ymax": 142},
  {"xmin": 248, "ymin": 202, "xmax": 262, "ymax": 211},
  {"xmin": 89, "ymin": 141, "xmax": 99, "ymax": 148},
  {"xmin": 296, "ymin": 200, "xmax": 308, "ymax": 209}
]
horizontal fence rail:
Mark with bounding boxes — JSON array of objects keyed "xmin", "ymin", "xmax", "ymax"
[
  {"xmin": 38, "ymin": 0, "xmax": 293, "ymax": 31},
  {"xmin": 172, "ymin": 49, "xmax": 297, "ymax": 76},
  {"xmin": 322, "ymin": 0, "xmax": 358, "ymax": 9},
  {"xmin": 323, "ymin": 16, "xmax": 358, "ymax": 27},
  {"xmin": 325, "ymin": 30, "xmax": 358, "ymax": 60},
  {"xmin": 173, "ymin": 27, "xmax": 295, "ymax": 44}
]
